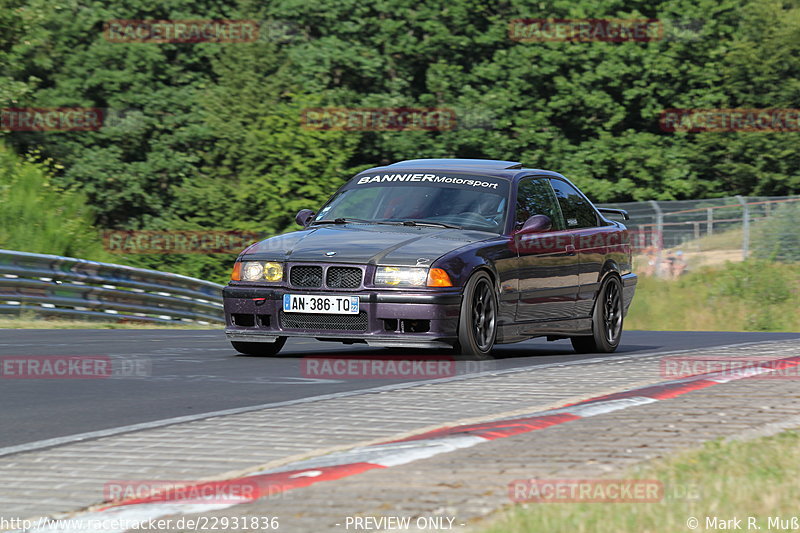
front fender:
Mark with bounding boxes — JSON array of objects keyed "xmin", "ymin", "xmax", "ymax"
[{"xmin": 430, "ymin": 237, "xmax": 510, "ymax": 288}]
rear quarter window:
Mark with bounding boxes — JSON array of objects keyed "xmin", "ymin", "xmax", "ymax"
[{"xmin": 549, "ymin": 179, "xmax": 598, "ymax": 229}]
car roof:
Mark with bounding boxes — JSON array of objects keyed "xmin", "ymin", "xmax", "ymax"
[
  {"xmin": 388, "ymin": 158, "xmax": 523, "ymax": 170},
  {"xmin": 360, "ymin": 159, "xmax": 566, "ymax": 180}
]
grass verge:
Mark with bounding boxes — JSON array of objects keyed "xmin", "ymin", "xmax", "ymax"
[
  {"xmin": 626, "ymin": 260, "xmax": 800, "ymax": 332},
  {"xmin": 481, "ymin": 430, "xmax": 800, "ymax": 533}
]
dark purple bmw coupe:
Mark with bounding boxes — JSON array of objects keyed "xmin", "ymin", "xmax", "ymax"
[{"xmin": 223, "ymin": 159, "xmax": 637, "ymax": 358}]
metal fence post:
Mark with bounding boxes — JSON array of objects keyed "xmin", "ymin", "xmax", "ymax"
[
  {"xmin": 649, "ymin": 200, "xmax": 664, "ymax": 276},
  {"xmin": 735, "ymin": 195, "xmax": 750, "ymax": 260},
  {"xmin": 706, "ymin": 208, "xmax": 713, "ymax": 236}
]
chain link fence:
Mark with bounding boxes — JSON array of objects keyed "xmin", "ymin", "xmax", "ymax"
[{"xmin": 598, "ymin": 196, "xmax": 800, "ymax": 277}]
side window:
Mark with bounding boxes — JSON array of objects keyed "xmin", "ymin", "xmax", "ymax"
[
  {"xmin": 549, "ymin": 179, "xmax": 598, "ymax": 229},
  {"xmin": 515, "ymin": 177, "xmax": 565, "ymax": 230}
]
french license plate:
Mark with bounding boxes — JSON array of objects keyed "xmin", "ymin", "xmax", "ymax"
[{"xmin": 283, "ymin": 294, "xmax": 359, "ymax": 314}]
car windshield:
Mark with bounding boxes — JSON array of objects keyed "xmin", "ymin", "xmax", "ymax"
[{"xmin": 314, "ymin": 181, "xmax": 509, "ymax": 233}]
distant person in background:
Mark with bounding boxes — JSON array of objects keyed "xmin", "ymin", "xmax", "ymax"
[
  {"xmin": 673, "ymin": 250, "xmax": 688, "ymax": 279},
  {"xmin": 644, "ymin": 246, "xmax": 657, "ymax": 277},
  {"xmin": 662, "ymin": 251, "xmax": 676, "ymax": 278}
]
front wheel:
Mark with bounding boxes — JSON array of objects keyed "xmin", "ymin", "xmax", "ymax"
[
  {"xmin": 454, "ymin": 271, "xmax": 498, "ymax": 359},
  {"xmin": 571, "ymin": 276, "xmax": 624, "ymax": 354},
  {"xmin": 231, "ymin": 337, "xmax": 287, "ymax": 357}
]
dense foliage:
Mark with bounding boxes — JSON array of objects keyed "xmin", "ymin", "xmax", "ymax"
[
  {"xmin": 1, "ymin": 0, "xmax": 798, "ymax": 280},
  {"xmin": 0, "ymin": 144, "xmax": 110, "ymax": 259}
]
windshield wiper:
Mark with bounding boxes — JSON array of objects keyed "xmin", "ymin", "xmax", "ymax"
[
  {"xmin": 401, "ymin": 220, "xmax": 462, "ymax": 229},
  {"xmin": 310, "ymin": 217, "xmax": 399, "ymax": 226},
  {"xmin": 310, "ymin": 218, "xmax": 461, "ymax": 229},
  {"xmin": 311, "ymin": 217, "xmax": 366, "ymax": 225}
]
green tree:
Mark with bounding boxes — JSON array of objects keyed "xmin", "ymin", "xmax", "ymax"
[
  {"xmin": 0, "ymin": 143, "xmax": 109, "ymax": 259},
  {"xmin": 198, "ymin": 41, "xmax": 359, "ymax": 235},
  {"xmin": 0, "ymin": 0, "xmax": 798, "ymax": 280}
]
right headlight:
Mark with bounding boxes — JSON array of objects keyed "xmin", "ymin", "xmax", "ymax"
[
  {"xmin": 242, "ymin": 261, "xmax": 264, "ymax": 281},
  {"xmin": 374, "ymin": 266, "xmax": 453, "ymax": 287},
  {"xmin": 232, "ymin": 261, "xmax": 284, "ymax": 282},
  {"xmin": 375, "ymin": 266, "xmax": 428, "ymax": 287}
]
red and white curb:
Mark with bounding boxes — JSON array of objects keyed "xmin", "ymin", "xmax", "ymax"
[{"xmin": 17, "ymin": 355, "xmax": 800, "ymax": 533}]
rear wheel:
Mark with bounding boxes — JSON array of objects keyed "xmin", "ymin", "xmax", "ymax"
[
  {"xmin": 571, "ymin": 276, "xmax": 623, "ymax": 354},
  {"xmin": 231, "ymin": 337, "xmax": 287, "ymax": 357},
  {"xmin": 454, "ymin": 271, "xmax": 497, "ymax": 359}
]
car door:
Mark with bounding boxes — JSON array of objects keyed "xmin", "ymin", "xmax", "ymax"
[
  {"xmin": 513, "ymin": 177, "xmax": 580, "ymax": 322},
  {"xmin": 548, "ymin": 178, "xmax": 606, "ymax": 318}
]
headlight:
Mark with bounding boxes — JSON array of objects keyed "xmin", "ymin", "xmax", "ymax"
[
  {"xmin": 263, "ymin": 262, "xmax": 283, "ymax": 282},
  {"xmin": 239, "ymin": 261, "xmax": 283, "ymax": 282},
  {"xmin": 375, "ymin": 267, "xmax": 428, "ymax": 287}
]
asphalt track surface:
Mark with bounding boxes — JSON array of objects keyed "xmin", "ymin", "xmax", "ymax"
[{"xmin": 0, "ymin": 329, "xmax": 798, "ymax": 449}]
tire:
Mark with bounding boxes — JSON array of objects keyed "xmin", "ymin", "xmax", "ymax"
[
  {"xmin": 454, "ymin": 271, "xmax": 498, "ymax": 359},
  {"xmin": 571, "ymin": 275, "xmax": 624, "ymax": 354},
  {"xmin": 231, "ymin": 337, "xmax": 287, "ymax": 357}
]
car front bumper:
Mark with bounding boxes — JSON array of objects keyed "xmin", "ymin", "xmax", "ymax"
[{"xmin": 223, "ymin": 286, "xmax": 462, "ymax": 349}]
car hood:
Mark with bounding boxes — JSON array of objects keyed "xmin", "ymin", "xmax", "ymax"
[{"xmin": 242, "ymin": 224, "xmax": 496, "ymax": 266}]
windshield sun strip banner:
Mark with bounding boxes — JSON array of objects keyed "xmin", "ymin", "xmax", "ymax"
[{"xmin": 347, "ymin": 172, "xmax": 509, "ymax": 193}]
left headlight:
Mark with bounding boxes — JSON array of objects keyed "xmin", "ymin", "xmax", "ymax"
[
  {"xmin": 232, "ymin": 261, "xmax": 284, "ymax": 282},
  {"xmin": 374, "ymin": 266, "xmax": 428, "ymax": 287}
]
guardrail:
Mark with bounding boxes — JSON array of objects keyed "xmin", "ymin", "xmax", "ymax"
[{"xmin": 0, "ymin": 249, "xmax": 225, "ymax": 324}]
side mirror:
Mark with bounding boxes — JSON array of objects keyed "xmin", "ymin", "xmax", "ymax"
[
  {"xmin": 295, "ymin": 209, "xmax": 315, "ymax": 227},
  {"xmin": 516, "ymin": 214, "xmax": 552, "ymax": 234}
]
